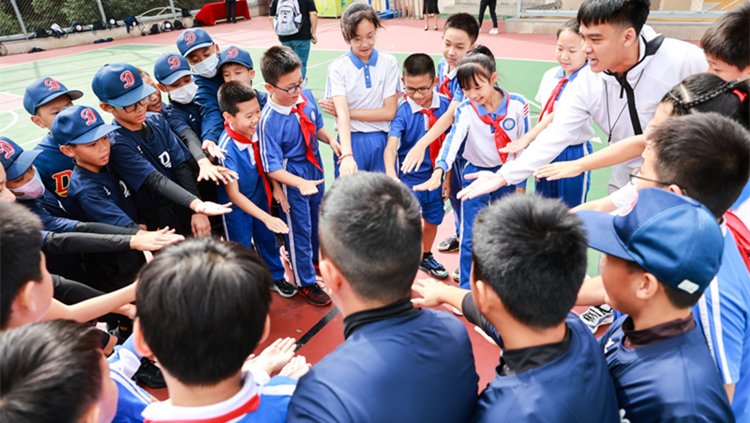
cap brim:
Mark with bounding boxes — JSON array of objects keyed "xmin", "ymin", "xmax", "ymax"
[
  {"xmin": 6, "ymin": 149, "xmax": 41, "ymax": 180},
  {"xmin": 218, "ymin": 58, "xmax": 252, "ymax": 69},
  {"xmin": 160, "ymin": 69, "xmax": 194, "ymax": 85},
  {"xmin": 576, "ymin": 210, "xmax": 635, "ymax": 261},
  {"xmin": 107, "ymin": 84, "xmax": 157, "ymax": 108},
  {"xmin": 68, "ymin": 123, "xmax": 119, "ymax": 145},
  {"xmin": 36, "ymin": 90, "xmax": 84, "ymax": 113},
  {"xmin": 183, "ymin": 41, "xmax": 214, "ymax": 57}
]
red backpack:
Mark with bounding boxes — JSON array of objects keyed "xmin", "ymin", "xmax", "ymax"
[{"xmin": 724, "ymin": 210, "xmax": 750, "ymax": 272}]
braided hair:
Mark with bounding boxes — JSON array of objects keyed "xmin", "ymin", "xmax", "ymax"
[{"xmin": 663, "ymin": 73, "xmax": 750, "ymax": 129}]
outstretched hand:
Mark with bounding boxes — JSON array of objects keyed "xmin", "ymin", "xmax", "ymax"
[{"xmin": 456, "ymin": 171, "xmax": 507, "ymax": 200}]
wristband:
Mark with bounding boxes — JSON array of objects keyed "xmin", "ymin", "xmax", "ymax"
[{"xmin": 337, "ymin": 153, "xmax": 354, "ymax": 164}]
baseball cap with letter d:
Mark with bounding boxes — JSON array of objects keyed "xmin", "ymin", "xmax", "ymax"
[{"xmin": 91, "ymin": 63, "xmax": 156, "ymax": 108}]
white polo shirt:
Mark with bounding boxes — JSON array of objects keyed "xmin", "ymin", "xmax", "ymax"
[
  {"xmin": 325, "ymin": 49, "xmax": 401, "ymax": 133},
  {"xmin": 500, "ymin": 25, "xmax": 707, "ymax": 192}
]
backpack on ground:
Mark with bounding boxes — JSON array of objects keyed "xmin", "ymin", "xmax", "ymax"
[{"xmin": 273, "ymin": 0, "xmax": 302, "ymax": 36}]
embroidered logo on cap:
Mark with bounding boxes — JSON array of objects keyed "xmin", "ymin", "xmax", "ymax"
[
  {"xmin": 120, "ymin": 71, "xmax": 135, "ymax": 89},
  {"xmin": 227, "ymin": 47, "xmax": 239, "ymax": 58},
  {"xmin": 185, "ymin": 32, "xmax": 196, "ymax": 46},
  {"xmin": 45, "ymin": 78, "xmax": 61, "ymax": 91},
  {"xmin": 168, "ymin": 56, "xmax": 181, "ymax": 69},
  {"xmin": 0, "ymin": 140, "xmax": 15, "ymax": 159},
  {"xmin": 81, "ymin": 108, "xmax": 97, "ymax": 126}
]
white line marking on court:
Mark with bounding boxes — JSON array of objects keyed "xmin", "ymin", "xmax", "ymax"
[
  {"xmin": 0, "ymin": 110, "xmax": 19, "ymax": 133},
  {"xmin": 307, "ymin": 57, "xmax": 336, "ymax": 70}
]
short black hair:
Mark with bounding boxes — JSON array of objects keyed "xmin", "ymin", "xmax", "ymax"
[
  {"xmin": 472, "ymin": 194, "xmax": 588, "ymax": 330},
  {"xmin": 456, "ymin": 45, "xmax": 496, "ymax": 91},
  {"xmin": 218, "ymin": 80, "xmax": 257, "ymax": 116},
  {"xmin": 260, "ymin": 45, "xmax": 302, "ymax": 86},
  {"xmin": 135, "ymin": 66, "xmax": 150, "ymax": 79},
  {"xmin": 0, "ymin": 202, "xmax": 43, "ymax": 329},
  {"xmin": 0, "ymin": 320, "xmax": 104, "ymax": 423},
  {"xmin": 319, "ymin": 172, "xmax": 422, "ymax": 304},
  {"xmin": 136, "ymin": 237, "xmax": 272, "ymax": 386},
  {"xmin": 341, "ymin": 2, "xmax": 383, "ymax": 42},
  {"xmin": 403, "ymin": 53, "xmax": 436, "ymax": 79},
  {"xmin": 624, "ymin": 260, "xmax": 701, "ymax": 309},
  {"xmin": 650, "ymin": 113, "xmax": 750, "ymax": 218},
  {"xmin": 663, "ymin": 73, "xmax": 750, "ymax": 129},
  {"xmin": 444, "ymin": 13, "xmax": 480, "ymax": 45},
  {"xmin": 556, "ymin": 18, "xmax": 581, "ymax": 38},
  {"xmin": 578, "ymin": 0, "xmax": 650, "ymax": 36},
  {"xmin": 701, "ymin": 2, "xmax": 750, "ymax": 71}
]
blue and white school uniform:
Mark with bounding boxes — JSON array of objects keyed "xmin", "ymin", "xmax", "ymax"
[
  {"xmin": 533, "ymin": 65, "xmax": 594, "ymax": 208},
  {"xmin": 437, "ymin": 57, "xmax": 466, "ymax": 234},
  {"xmin": 436, "ymin": 89, "xmax": 530, "ymax": 289},
  {"xmin": 216, "ymin": 130, "xmax": 285, "ymax": 281},
  {"xmin": 325, "ymin": 49, "xmax": 401, "ymax": 176},
  {"xmin": 108, "ymin": 337, "xmax": 152, "ymax": 423},
  {"xmin": 388, "ymin": 92, "xmax": 452, "ymax": 226},
  {"xmin": 258, "ymin": 88, "xmax": 325, "ymax": 288}
]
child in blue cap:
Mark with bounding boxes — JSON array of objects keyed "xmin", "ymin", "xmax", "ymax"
[
  {"xmin": 577, "ymin": 187, "xmax": 734, "ymax": 422},
  {"xmin": 218, "ymin": 45, "xmax": 268, "ymax": 110}
]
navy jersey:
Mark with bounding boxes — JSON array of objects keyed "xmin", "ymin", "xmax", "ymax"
[
  {"xmin": 472, "ymin": 314, "xmax": 620, "ymax": 423},
  {"xmin": 600, "ymin": 316, "xmax": 734, "ymax": 422},
  {"xmin": 159, "ymin": 102, "xmax": 191, "ymax": 137},
  {"xmin": 67, "ymin": 165, "xmax": 137, "ymax": 227},
  {"xmin": 32, "ymin": 133, "xmax": 75, "ymax": 206},
  {"xmin": 194, "ymin": 72, "xmax": 267, "ymax": 142},
  {"xmin": 108, "ymin": 113, "xmax": 191, "ymax": 210},
  {"xmin": 388, "ymin": 92, "xmax": 451, "ymax": 185},
  {"xmin": 287, "ymin": 309, "xmax": 479, "ymax": 423},
  {"xmin": 258, "ymin": 88, "xmax": 324, "ymax": 172},
  {"xmin": 21, "ymin": 190, "xmax": 78, "ymax": 233},
  {"xmin": 164, "ymin": 100, "xmax": 202, "ymax": 138}
]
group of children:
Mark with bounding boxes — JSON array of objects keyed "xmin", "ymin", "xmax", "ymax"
[{"xmin": 2, "ymin": 0, "xmax": 750, "ymax": 421}]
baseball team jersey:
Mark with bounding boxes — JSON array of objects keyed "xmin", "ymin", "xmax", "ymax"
[
  {"xmin": 436, "ymin": 89, "xmax": 530, "ymax": 172},
  {"xmin": 32, "ymin": 133, "xmax": 75, "ymax": 204},
  {"xmin": 217, "ymin": 130, "xmax": 264, "ymax": 205},
  {"xmin": 141, "ymin": 372, "xmax": 296, "ymax": 423},
  {"xmin": 164, "ymin": 100, "xmax": 202, "ymax": 138},
  {"xmin": 472, "ymin": 314, "xmax": 620, "ymax": 423},
  {"xmin": 193, "ymin": 73, "xmax": 226, "ymax": 143},
  {"xmin": 325, "ymin": 49, "xmax": 401, "ymax": 133},
  {"xmin": 66, "ymin": 164, "xmax": 137, "ymax": 227},
  {"xmin": 258, "ymin": 88, "xmax": 324, "ymax": 172},
  {"xmin": 388, "ymin": 92, "xmax": 452, "ymax": 184},
  {"xmin": 20, "ymin": 190, "xmax": 78, "ymax": 233},
  {"xmin": 600, "ymin": 316, "xmax": 734, "ymax": 422},
  {"xmin": 108, "ymin": 112, "xmax": 191, "ymax": 211},
  {"xmin": 437, "ymin": 57, "xmax": 465, "ymax": 103},
  {"xmin": 499, "ymin": 26, "xmax": 707, "ymax": 189},
  {"xmin": 159, "ymin": 101, "xmax": 191, "ymax": 137},
  {"xmin": 287, "ymin": 309, "xmax": 479, "ymax": 423},
  {"xmin": 534, "ymin": 65, "xmax": 594, "ymax": 146}
]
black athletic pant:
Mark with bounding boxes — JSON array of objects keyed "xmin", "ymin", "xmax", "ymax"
[
  {"xmin": 225, "ymin": 0, "xmax": 237, "ymax": 22},
  {"xmin": 478, "ymin": 0, "xmax": 498, "ymax": 29}
]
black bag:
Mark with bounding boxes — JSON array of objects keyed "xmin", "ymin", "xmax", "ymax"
[
  {"xmin": 34, "ymin": 27, "xmax": 50, "ymax": 38},
  {"xmin": 149, "ymin": 23, "xmax": 160, "ymax": 34},
  {"xmin": 181, "ymin": 8, "xmax": 191, "ymax": 17},
  {"xmin": 93, "ymin": 21, "xmax": 106, "ymax": 31},
  {"xmin": 173, "ymin": 19, "xmax": 184, "ymax": 30}
]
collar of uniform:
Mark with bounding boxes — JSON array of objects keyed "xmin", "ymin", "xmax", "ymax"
[
  {"xmin": 343, "ymin": 297, "xmax": 418, "ymax": 339},
  {"xmin": 443, "ymin": 60, "xmax": 458, "ymax": 80},
  {"xmin": 475, "ymin": 88, "xmax": 509, "ymax": 117},
  {"xmin": 407, "ymin": 90, "xmax": 441, "ymax": 114},
  {"xmin": 554, "ymin": 62, "xmax": 588, "ymax": 83},
  {"xmin": 602, "ymin": 25, "xmax": 661, "ymax": 86},
  {"xmin": 621, "ymin": 314, "xmax": 696, "ymax": 350},
  {"xmin": 498, "ymin": 325, "xmax": 572, "ymax": 376},
  {"xmin": 267, "ymin": 92, "xmax": 305, "ymax": 116},
  {"xmin": 347, "ymin": 48, "xmax": 379, "ymax": 69},
  {"xmin": 141, "ymin": 371, "xmax": 260, "ymax": 422}
]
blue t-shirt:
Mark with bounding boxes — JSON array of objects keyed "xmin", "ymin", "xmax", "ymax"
[
  {"xmin": 388, "ymin": 92, "xmax": 451, "ymax": 185},
  {"xmin": 600, "ymin": 316, "xmax": 734, "ymax": 422},
  {"xmin": 437, "ymin": 57, "xmax": 465, "ymax": 103},
  {"xmin": 32, "ymin": 133, "xmax": 75, "ymax": 206},
  {"xmin": 21, "ymin": 190, "xmax": 78, "ymax": 233},
  {"xmin": 472, "ymin": 314, "xmax": 620, "ymax": 423},
  {"xmin": 217, "ymin": 130, "xmax": 265, "ymax": 206},
  {"xmin": 258, "ymin": 88, "xmax": 324, "ymax": 173},
  {"xmin": 67, "ymin": 165, "xmax": 137, "ymax": 227},
  {"xmin": 287, "ymin": 309, "xmax": 479, "ymax": 423}
]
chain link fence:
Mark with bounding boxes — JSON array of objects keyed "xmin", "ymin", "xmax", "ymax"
[
  {"xmin": 1, "ymin": 0, "xmax": 220, "ymax": 40},
  {"xmin": 516, "ymin": 0, "xmax": 743, "ymax": 19}
]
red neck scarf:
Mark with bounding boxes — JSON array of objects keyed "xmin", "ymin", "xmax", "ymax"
[
  {"xmin": 470, "ymin": 97, "xmax": 513, "ymax": 164},
  {"xmin": 224, "ymin": 122, "xmax": 272, "ymax": 208},
  {"xmin": 289, "ymin": 94, "xmax": 322, "ymax": 171},
  {"xmin": 538, "ymin": 77, "xmax": 567, "ymax": 123},
  {"xmin": 417, "ymin": 104, "xmax": 445, "ymax": 166},
  {"xmin": 438, "ymin": 76, "xmax": 452, "ymax": 100},
  {"xmin": 143, "ymin": 394, "xmax": 260, "ymax": 423}
]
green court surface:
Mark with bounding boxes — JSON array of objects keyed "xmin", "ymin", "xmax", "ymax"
[{"xmin": 0, "ymin": 44, "xmax": 610, "ymax": 275}]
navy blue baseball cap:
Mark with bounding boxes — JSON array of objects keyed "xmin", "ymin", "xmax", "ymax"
[
  {"xmin": 51, "ymin": 105, "xmax": 118, "ymax": 146},
  {"xmin": 154, "ymin": 52, "xmax": 194, "ymax": 85},
  {"xmin": 23, "ymin": 77, "xmax": 83, "ymax": 115},
  {"xmin": 91, "ymin": 63, "xmax": 156, "ymax": 108},
  {"xmin": 218, "ymin": 46, "xmax": 253, "ymax": 69},
  {"xmin": 0, "ymin": 137, "xmax": 40, "ymax": 180},
  {"xmin": 176, "ymin": 28, "xmax": 214, "ymax": 57},
  {"xmin": 577, "ymin": 188, "xmax": 723, "ymax": 295}
]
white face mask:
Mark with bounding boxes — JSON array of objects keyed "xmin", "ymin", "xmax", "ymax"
[
  {"xmin": 169, "ymin": 81, "xmax": 198, "ymax": 104},
  {"xmin": 10, "ymin": 169, "xmax": 46, "ymax": 200},
  {"xmin": 192, "ymin": 54, "xmax": 219, "ymax": 78}
]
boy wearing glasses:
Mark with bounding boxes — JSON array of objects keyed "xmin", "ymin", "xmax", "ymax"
[
  {"xmin": 258, "ymin": 46, "xmax": 338, "ymax": 306},
  {"xmin": 384, "ymin": 53, "xmax": 450, "ymax": 280},
  {"xmin": 94, "ymin": 63, "xmax": 231, "ymax": 237}
]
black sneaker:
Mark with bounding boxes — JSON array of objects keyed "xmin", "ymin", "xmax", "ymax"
[
  {"xmin": 299, "ymin": 284, "xmax": 332, "ymax": 306},
  {"xmin": 133, "ymin": 357, "xmax": 166, "ymax": 389},
  {"xmin": 272, "ymin": 279, "xmax": 298, "ymax": 298},
  {"xmin": 419, "ymin": 253, "xmax": 449, "ymax": 279},
  {"xmin": 438, "ymin": 234, "xmax": 460, "ymax": 253}
]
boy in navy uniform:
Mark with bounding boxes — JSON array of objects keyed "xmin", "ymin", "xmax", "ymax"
[
  {"xmin": 258, "ymin": 46, "xmax": 336, "ymax": 307},
  {"xmin": 385, "ymin": 53, "xmax": 450, "ymax": 280},
  {"xmin": 219, "ymin": 46, "xmax": 268, "ymax": 110},
  {"xmin": 412, "ymin": 194, "xmax": 620, "ymax": 422},
  {"xmin": 578, "ymin": 188, "xmax": 734, "ymax": 422},
  {"xmin": 216, "ymin": 81, "xmax": 295, "ymax": 301},
  {"xmin": 287, "ymin": 172, "xmax": 479, "ymax": 423},
  {"xmin": 93, "ymin": 62, "xmax": 230, "ymax": 237}
]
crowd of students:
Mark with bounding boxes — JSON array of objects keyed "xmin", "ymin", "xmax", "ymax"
[{"xmin": 1, "ymin": 0, "xmax": 750, "ymax": 421}]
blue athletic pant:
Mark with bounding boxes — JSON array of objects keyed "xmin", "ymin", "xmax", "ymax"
[
  {"xmin": 459, "ymin": 162, "xmax": 516, "ymax": 289},
  {"xmin": 280, "ymin": 159, "xmax": 324, "ymax": 287},
  {"xmin": 535, "ymin": 142, "xmax": 593, "ymax": 208},
  {"xmin": 281, "ymin": 39, "xmax": 312, "ymax": 78},
  {"xmin": 334, "ymin": 131, "xmax": 387, "ymax": 177},
  {"xmin": 222, "ymin": 192, "xmax": 285, "ymax": 281}
]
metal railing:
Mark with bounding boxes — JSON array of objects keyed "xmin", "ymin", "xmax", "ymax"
[{"xmin": 514, "ymin": 0, "xmax": 744, "ymax": 19}]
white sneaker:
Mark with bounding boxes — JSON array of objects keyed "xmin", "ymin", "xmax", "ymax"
[
  {"xmin": 580, "ymin": 304, "xmax": 614, "ymax": 333},
  {"xmin": 452, "ymin": 307, "xmax": 464, "ymax": 316},
  {"xmin": 489, "ymin": 28, "xmax": 499, "ymax": 35}
]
